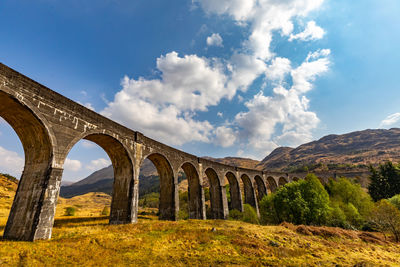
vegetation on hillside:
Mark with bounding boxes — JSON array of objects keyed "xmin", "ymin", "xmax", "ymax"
[{"xmin": 369, "ymin": 161, "xmax": 400, "ymax": 201}]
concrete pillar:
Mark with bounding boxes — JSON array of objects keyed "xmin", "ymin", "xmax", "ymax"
[{"xmin": 4, "ymin": 166, "xmax": 63, "ymax": 241}]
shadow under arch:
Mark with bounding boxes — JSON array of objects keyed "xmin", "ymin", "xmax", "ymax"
[
  {"xmin": 64, "ymin": 133, "xmax": 136, "ymax": 225},
  {"xmin": 142, "ymin": 153, "xmax": 177, "ymax": 221},
  {"xmin": 205, "ymin": 168, "xmax": 225, "ymax": 219},
  {"xmin": 254, "ymin": 175, "xmax": 267, "ymax": 201},
  {"xmin": 292, "ymin": 177, "xmax": 300, "ymax": 182},
  {"xmin": 267, "ymin": 176, "xmax": 278, "ymax": 193},
  {"xmin": 241, "ymin": 174, "xmax": 257, "ymax": 209},
  {"xmin": 0, "ymin": 90, "xmax": 56, "ymax": 241},
  {"xmin": 180, "ymin": 162, "xmax": 204, "ymax": 219},
  {"xmin": 225, "ymin": 171, "xmax": 242, "ymax": 212},
  {"xmin": 278, "ymin": 177, "xmax": 288, "ymax": 187}
]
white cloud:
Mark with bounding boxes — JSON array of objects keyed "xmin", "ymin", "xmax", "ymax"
[
  {"xmin": 381, "ymin": 113, "xmax": 400, "ymax": 127},
  {"xmin": 233, "ymin": 51, "xmax": 329, "ymax": 158},
  {"xmin": 217, "ymin": 112, "xmax": 223, "ymax": 118},
  {"xmin": 214, "ymin": 126, "xmax": 236, "ymax": 147},
  {"xmin": 289, "ymin": 21, "xmax": 325, "ymax": 41},
  {"xmin": 101, "ymin": 51, "xmax": 226, "ymax": 145},
  {"xmin": 207, "ymin": 33, "xmax": 223, "ymax": 47},
  {"xmin": 101, "ymin": 0, "xmax": 329, "ymax": 156},
  {"xmin": 265, "ymin": 57, "xmax": 292, "ymax": 82},
  {"xmin": 64, "ymin": 158, "xmax": 82, "ymax": 172},
  {"xmin": 86, "ymin": 158, "xmax": 111, "ymax": 171},
  {"xmin": 198, "ymin": 0, "xmax": 325, "ymax": 60},
  {"xmin": 0, "ymin": 146, "xmax": 24, "ymax": 178}
]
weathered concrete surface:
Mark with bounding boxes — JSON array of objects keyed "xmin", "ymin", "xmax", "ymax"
[{"xmin": 0, "ymin": 63, "xmax": 324, "ymax": 241}]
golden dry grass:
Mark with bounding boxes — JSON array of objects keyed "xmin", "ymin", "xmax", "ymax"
[
  {"xmin": 0, "ymin": 216, "xmax": 400, "ymax": 266},
  {"xmin": 1, "ymin": 175, "xmax": 400, "ymax": 266}
]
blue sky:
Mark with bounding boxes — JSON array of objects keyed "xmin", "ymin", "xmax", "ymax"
[{"xmin": 1, "ymin": 0, "xmax": 400, "ymax": 182}]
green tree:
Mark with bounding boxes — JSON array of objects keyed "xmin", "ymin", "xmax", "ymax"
[
  {"xmin": 368, "ymin": 162, "xmax": 400, "ymax": 201},
  {"xmin": 259, "ymin": 174, "xmax": 330, "ymax": 225},
  {"xmin": 369, "ymin": 200, "xmax": 400, "ymax": 242},
  {"xmin": 327, "ymin": 177, "xmax": 373, "ymax": 218}
]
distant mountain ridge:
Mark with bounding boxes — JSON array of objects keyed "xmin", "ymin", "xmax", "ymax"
[
  {"xmin": 60, "ymin": 128, "xmax": 400, "ymax": 197},
  {"xmin": 258, "ymin": 128, "xmax": 400, "ymax": 171}
]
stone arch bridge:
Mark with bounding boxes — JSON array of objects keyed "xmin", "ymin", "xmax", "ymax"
[{"xmin": 0, "ymin": 63, "xmax": 308, "ymax": 241}]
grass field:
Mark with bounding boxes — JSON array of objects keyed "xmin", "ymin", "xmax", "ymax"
[
  {"xmin": 1, "ymin": 215, "xmax": 400, "ymax": 266},
  {"xmin": 1, "ymin": 175, "xmax": 400, "ymax": 266}
]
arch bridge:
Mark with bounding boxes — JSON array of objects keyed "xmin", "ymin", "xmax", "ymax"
[{"xmin": 0, "ymin": 64, "xmax": 306, "ymax": 241}]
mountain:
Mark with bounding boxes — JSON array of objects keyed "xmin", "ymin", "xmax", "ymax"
[
  {"xmin": 202, "ymin": 156, "xmax": 261, "ymax": 169},
  {"xmin": 258, "ymin": 128, "xmax": 400, "ymax": 172},
  {"xmin": 60, "ymin": 158, "xmax": 160, "ymax": 198}
]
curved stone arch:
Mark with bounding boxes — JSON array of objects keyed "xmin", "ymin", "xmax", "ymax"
[
  {"xmin": 205, "ymin": 168, "xmax": 226, "ymax": 219},
  {"xmin": 278, "ymin": 176, "xmax": 288, "ymax": 187},
  {"xmin": 179, "ymin": 161, "xmax": 205, "ymax": 219},
  {"xmin": 240, "ymin": 174, "xmax": 257, "ymax": 209},
  {"xmin": 225, "ymin": 171, "xmax": 242, "ymax": 212},
  {"xmin": 254, "ymin": 175, "xmax": 267, "ymax": 201},
  {"xmin": 267, "ymin": 176, "xmax": 278, "ymax": 193},
  {"xmin": 0, "ymin": 90, "xmax": 59, "ymax": 241},
  {"xmin": 63, "ymin": 132, "xmax": 136, "ymax": 225},
  {"xmin": 140, "ymin": 152, "xmax": 177, "ymax": 221}
]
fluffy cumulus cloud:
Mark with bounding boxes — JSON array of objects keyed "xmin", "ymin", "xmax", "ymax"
[
  {"xmin": 86, "ymin": 158, "xmax": 111, "ymax": 171},
  {"xmin": 289, "ymin": 21, "xmax": 325, "ymax": 41},
  {"xmin": 64, "ymin": 158, "xmax": 82, "ymax": 172},
  {"xmin": 101, "ymin": 51, "xmax": 225, "ymax": 145},
  {"xmin": 0, "ymin": 146, "xmax": 24, "ymax": 178},
  {"xmin": 214, "ymin": 126, "xmax": 237, "ymax": 147},
  {"xmin": 235, "ymin": 50, "xmax": 330, "ymax": 158},
  {"xmin": 101, "ymin": 0, "xmax": 329, "ymax": 158},
  {"xmin": 380, "ymin": 113, "xmax": 400, "ymax": 127},
  {"xmin": 207, "ymin": 33, "xmax": 223, "ymax": 47}
]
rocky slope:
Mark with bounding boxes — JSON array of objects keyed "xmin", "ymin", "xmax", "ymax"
[{"xmin": 258, "ymin": 128, "xmax": 400, "ymax": 172}]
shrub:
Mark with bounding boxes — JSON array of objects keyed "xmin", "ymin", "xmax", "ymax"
[
  {"xmin": 64, "ymin": 206, "xmax": 76, "ymax": 216},
  {"xmin": 178, "ymin": 209, "xmax": 189, "ymax": 220},
  {"xmin": 259, "ymin": 194, "xmax": 279, "ymax": 225},
  {"xmin": 139, "ymin": 192, "xmax": 159, "ymax": 208},
  {"xmin": 242, "ymin": 204, "xmax": 259, "ymax": 224},
  {"xmin": 101, "ymin": 206, "xmax": 110, "ymax": 216},
  {"xmin": 228, "ymin": 209, "xmax": 243, "ymax": 221},
  {"xmin": 327, "ymin": 202, "xmax": 347, "ymax": 228},
  {"xmin": 326, "ymin": 177, "xmax": 374, "ymax": 228},
  {"xmin": 368, "ymin": 200, "xmax": 400, "ymax": 242},
  {"xmin": 388, "ymin": 194, "xmax": 400, "ymax": 210},
  {"xmin": 259, "ymin": 174, "xmax": 330, "ymax": 225}
]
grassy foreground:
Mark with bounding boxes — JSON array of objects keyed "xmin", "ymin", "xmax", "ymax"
[{"xmin": 1, "ymin": 215, "xmax": 400, "ymax": 266}]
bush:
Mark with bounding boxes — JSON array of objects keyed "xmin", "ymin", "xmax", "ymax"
[
  {"xmin": 326, "ymin": 177, "xmax": 374, "ymax": 228},
  {"xmin": 242, "ymin": 204, "xmax": 259, "ymax": 224},
  {"xmin": 139, "ymin": 192, "xmax": 159, "ymax": 208},
  {"xmin": 368, "ymin": 200, "xmax": 400, "ymax": 242},
  {"xmin": 178, "ymin": 209, "xmax": 189, "ymax": 220},
  {"xmin": 101, "ymin": 206, "xmax": 110, "ymax": 216},
  {"xmin": 259, "ymin": 174, "xmax": 330, "ymax": 226},
  {"xmin": 64, "ymin": 206, "xmax": 76, "ymax": 216},
  {"xmin": 388, "ymin": 194, "xmax": 400, "ymax": 210},
  {"xmin": 259, "ymin": 194, "xmax": 279, "ymax": 225},
  {"xmin": 327, "ymin": 202, "xmax": 347, "ymax": 228},
  {"xmin": 228, "ymin": 209, "xmax": 243, "ymax": 221}
]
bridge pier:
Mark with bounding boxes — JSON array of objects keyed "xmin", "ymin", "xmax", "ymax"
[{"xmin": 4, "ymin": 166, "xmax": 63, "ymax": 241}]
